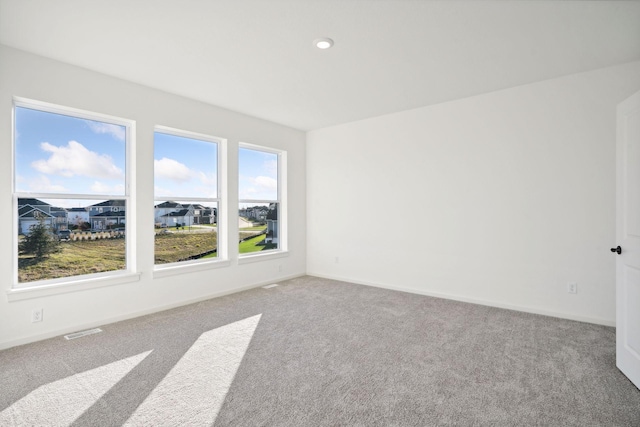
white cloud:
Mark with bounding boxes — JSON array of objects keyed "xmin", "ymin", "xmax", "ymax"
[
  {"xmin": 154, "ymin": 158, "xmax": 192, "ymax": 183},
  {"xmin": 154, "ymin": 185, "xmax": 176, "ymax": 198},
  {"xmin": 198, "ymin": 171, "xmax": 217, "ymax": 187},
  {"xmin": 192, "ymin": 186, "xmax": 218, "ymax": 199},
  {"xmin": 91, "ymin": 181, "xmax": 125, "ymax": 194},
  {"xmin": 27, "ymin": 175, "xmax": 68, "ymax": 193},
  {"xmin": 240, "ymin": 187, "xmax": 257, "ymax": 199},
  {"xmin": 85, "ymin": 121, "xmax": 125, "ymax": 141},
  {"xmin": 254, "ymin": 176, "xmax": 277, "ymax": 191},
  {"xmin": 31, "ymin": 141, "xmax": 124, "ymax": 180},
  {"xmin": 239, "ymin": 175, "xmax": 277, "ymax": 200}
]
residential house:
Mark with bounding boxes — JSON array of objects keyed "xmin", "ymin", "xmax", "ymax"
[
  {"xmin": 17, "ymin": 198, "xmax": 55, "ymax": 235},
  {"xmin": 17, "ymin": 198, "xmax": 69, "ymax": 234},
  {"xmin": 154, "ymin": 201, "xmax": 184, "ymax": 226},
  {"xmin": 239, "ymin": 206, "xmax": 268, "ymax": 222},
  {"xmin": 162, "ymin": 207, "xmax": 194, "ymax": 228},
  {"xmin": 50, "ymin": 207, "xmax": 69, "ymax": 231},
  {"xmin": 265, "ymin": 203, "xmax": 278, "ymax": 245},
  {"xmin": 18, "ymin": 198, "xmax": 51, "ymax": 212},
  {"xmin": 88, "ymin": 200, "xmax": 126, "ymax": 231},
  {"xmin": 155, "ymin": 202, "xmax": 216, "ymax": 226},
  {"xmin": 190, "ymin": 204, "xmax": 216, "ymax": 225},
  {"xmin": 67, "ymin": 207, "xmax": 90, "ymax": 229}
]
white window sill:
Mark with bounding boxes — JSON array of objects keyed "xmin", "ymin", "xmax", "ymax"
[
  {"xmin": 238, "ymin": 250, "xmax": 289, "ymax": 265},
  {"xmin": 7, "ymin": 272, "xmax": 142, "ymax": 302},
  {"xmin": 153, "ymin": 258, "xmax": 231, "ymax": 279}
]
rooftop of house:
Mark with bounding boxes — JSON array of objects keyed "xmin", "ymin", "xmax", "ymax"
[
  {"xmin": 18, "ymin": 198, "xmax": 49, "ymax": 207},
  {"xmin": 90, "ymin": 200, "xmax": 126, "ymax": 208}
]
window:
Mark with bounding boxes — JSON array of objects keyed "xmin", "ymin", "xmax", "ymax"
[
  {"xmin": 238, "ymin": 144, "xmax": 286, "ymax": 255},
  {"xmin": 13, "ymin": 99, "xmax": 133, "ymax": 287},
  {"xmin": 154, "ymin": 127, "xmax": 221, "ymax": 267}
]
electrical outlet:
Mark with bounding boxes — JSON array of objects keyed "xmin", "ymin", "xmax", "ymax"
[
  {"xmin": 278, "ymin": 264, "xmax": 283, "ymax": 272},
  {"xmin": 567, "ymin": 282, "xmax": 578, "ymax": 294},
  {"xmin": 32, "ymin": 308, "xmax": 43, "ymax": 323},
  {"xmin": 335, "ymin": 256, "xmax": 340, "ymax": 264}
]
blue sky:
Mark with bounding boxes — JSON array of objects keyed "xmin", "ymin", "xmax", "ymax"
[
  {"xmin": 15, "ymin": 106, "xmax": 277, "ymax": 207},
  {"xmin": 154, "ymin": 132, "xmax": 217, "ymax": 199},
  {"xmin": 15, "ymin": 107, "xmax": 126, "ymax": 201},
  {"xmin": 238, "ymin": 147, "xmax": 277, "ymax": 201}
]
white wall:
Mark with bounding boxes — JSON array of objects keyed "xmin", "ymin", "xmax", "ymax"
[
  {"xmin": 307, "ymin": 61, "xmax": 640, "ymax": 326},
  {"xmin": 0, "ymin": 45, "xmax": 306, "ymax": 349}
]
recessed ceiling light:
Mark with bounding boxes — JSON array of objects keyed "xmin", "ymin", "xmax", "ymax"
[{"xmin": 314, "ymin": 38, "xmax": 334, "ymax": 49}]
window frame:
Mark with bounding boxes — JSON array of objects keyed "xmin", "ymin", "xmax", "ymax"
[
  {"xmin": 152, "ymin": 125, "xmax": 228, "ymax": 276},
  {"xmin": 238, "ymin": 142, "xmax": 287, "ymax": 262},
  {"xmin": 11, "ymin": 97, "xmax": 138, "ymax": 294}
]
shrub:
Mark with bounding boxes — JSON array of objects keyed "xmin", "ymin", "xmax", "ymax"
[{"xmin": 19, "ymin": 218, "xmax": 61, "ymax": 260}]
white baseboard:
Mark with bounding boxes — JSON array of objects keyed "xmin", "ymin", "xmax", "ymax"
[
  {"xmin": 0, "ymin": 273, "xmax": 304, "ymax": 351},
  {"xmin": 307, "ymin": 272, "xmax": 616, "ymax": 327}
]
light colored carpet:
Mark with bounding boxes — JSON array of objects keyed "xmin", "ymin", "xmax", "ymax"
[{"xmin": 0, "ymin": 276, "xmax": 639, "ymax": 426}]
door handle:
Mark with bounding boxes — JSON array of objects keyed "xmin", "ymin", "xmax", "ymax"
[{"xmin": 611, "ymin": 246, "xmax": 622, "ymax": 254}]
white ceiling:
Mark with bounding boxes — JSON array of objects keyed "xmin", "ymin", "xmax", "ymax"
[{"xmin": 1, "ymin": 1, "xmax": 639, "ymax": 131}]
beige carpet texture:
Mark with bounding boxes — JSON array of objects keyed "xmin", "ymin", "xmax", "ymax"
[{"xmin": 1, "ymin": 276, "xmax": 639, "ymax": 426}]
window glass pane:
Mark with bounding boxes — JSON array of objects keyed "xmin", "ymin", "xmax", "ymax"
[
  {"xmin": 154, "ymin": 131, "xmax": 219, "ymax": 267},
  {"xmin": 154, "ymin": 201, "xmax": 218, "ymax": 264},
  {"xmin": 154, "ymin": 132, "xmax": 217, "ymax": 199},
  {"xmin": 239, "ymin": 148, "xmax": 278, "ymax": 201},
  {"xmin": 17, "ymin": 198, "xmax": 126, "ymax": 283},
  {"xmin": 15, "ymin": 107, "xmax": 126, "ymax": 195},
  {"xmin": 238, "ymin": 202, "xmax": 278, "ymax": 253}
]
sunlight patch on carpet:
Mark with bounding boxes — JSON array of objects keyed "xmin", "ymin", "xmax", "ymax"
[
  {"xmin": 0, "ymin": 350, "xmax": 152, "ymax": 426},
  {"xmin": 124, "ymin": 314, "xmax": 262, "ymax": 426}
]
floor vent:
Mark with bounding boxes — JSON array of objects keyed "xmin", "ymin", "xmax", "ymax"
[
  {"xmin": 262, "ymin": 284, "xmax": 279, "ymax": 289},
  {"xmin": 64, "ymin": 328, "xmax": 103, "ymax": 340}
]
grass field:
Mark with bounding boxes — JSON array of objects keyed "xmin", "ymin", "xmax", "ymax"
[
  {"xmin": 18, "ymin": 227, "xmax": 280, "ymax": 282},
  {"xmin": 18, "ymin": 231, "xmax": 220, "ymax": 282},
  {"xmin": 154, "ymin": 232, "xmax": 217, "ymax": 264},
  {"xmin": 19, "ymin": 239, "xmax": 126, "ymax": 283},
  {"xmin": 239, "ymin": 234, "xmax": 277, "ymax": 253},
  {"xmin": 239, "ymin": 230, "xmax": 262, "ymax": 240},
  {"xmin": 239, "ymin": 225, "xmax": 267, "ymax": 231}
]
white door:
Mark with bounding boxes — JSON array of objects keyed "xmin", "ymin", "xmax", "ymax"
[{"xmin": 616, "ymin": 90, "xmax": 640, "ymax": 389}]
